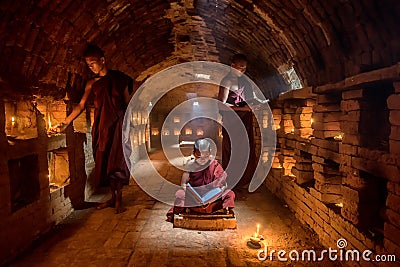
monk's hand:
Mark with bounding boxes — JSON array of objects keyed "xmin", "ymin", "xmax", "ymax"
[
  {"xmin": 220, "ymin": 182, "xmax": 227, "ymax": 192},
  {"xmin": 49, "ymin": 122, "xmax": 69, "ymax": 134}
]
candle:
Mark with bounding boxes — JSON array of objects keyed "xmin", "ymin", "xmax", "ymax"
[
  {"xmin": 256, "ymin": 224, "xmax": 260, "ymax": 237},
  {"xmin": 11, "ymin": 116, "xmax": 16, "ymax": 135}
]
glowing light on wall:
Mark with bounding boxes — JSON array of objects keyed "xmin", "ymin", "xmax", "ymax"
[
  {"xmin": 151, "ymin": 128, "xmax": 159, "ymax": 136},
  {"xmin": 163, "ymin": 129, "xmax": 170, "ymax": 136},
  {"xmin": 174, "ymin": 129, "xmax": 180, "ymax": 136},
  {"xmin": 173, "ymin": 117, "xmax": 180, "ymax": 123},
  {"xmin": 196, "ymin": 129, "xmax": 204, "ymax": 136},
  {"xmin": 185, "ymin": 128, "xmax": 192, "ymax": 135},
  {"xmin": 334, "ymin": 134, "xmax": 343, "ymax": 141}
]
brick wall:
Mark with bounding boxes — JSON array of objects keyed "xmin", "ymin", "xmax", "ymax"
[{"xmin": 264, "ymin": 65, "xmax": 400, "ymax": 266}]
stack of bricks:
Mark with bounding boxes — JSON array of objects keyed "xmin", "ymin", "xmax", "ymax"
[
  {"xmin": 340, "ymin": 89, "xmax": 365, "ymax": 147},
  {"xmin": 386, "ymin": 180, "xmax": 400, "ymax": 259},
  {"xmin": 388, "ymin": 82, "xmax": 400, "ymax": 154},
  {"xmin": 269, "ymin": 107, "xmax": 282, "ymax": 170},
  {"xmin": 278, "ymin": 88, "xmax": 316, "ymax": 184},
  {"xmin": 282, "ymin": 102, "xmax": 295, "ymax": 134},
  {"xmin": 253, "ymin": 112, "xmax": 262, "ymax": 164},
  {"xmin": 271, "ymin": 108, "xmax": 281, "ymax": 131},
  {"xmin": 313, "ymin": 94, "xmax": 342, "ymax": 140},
  {"xmin": 263, "ymin": 106, "xmax": 283, "ymax": 194},
  {"xmin": 311, "ymin": 156, "xmax": 342, "ymax": 204},
  {"xmin": 292, "ymin": 151, "xmax": 313, "ymax": 185},
  {"xmin": 385, "ymin": 81, "xmax": 400, "ymax": 253},
  {"xmin": 278, "ymin": 148, "xmax": 295, "ymax": 177},
  {"xmin": 340, "ymin": 88, "xmax": 370, "ymax": 225},
  {"xmin": 293, "ymin": 100, "xmax": 314, "ymax": 139},
  {"xmin": 280, "ymin": 100, "xmax": 296, "ymax": 177}
]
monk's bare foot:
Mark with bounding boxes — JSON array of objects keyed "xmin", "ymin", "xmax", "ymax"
[
  {"xmin": 114, "ymin": 201, "xmax": 127, "ymax": 214},
  {"xmin": 96, "ymin": 198, "xmax": 115, "ymax": 210}
]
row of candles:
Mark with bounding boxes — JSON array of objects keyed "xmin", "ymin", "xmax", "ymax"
[{"xmin": 151, "ymin": 128, "xmax": 205, "ymax": 136}]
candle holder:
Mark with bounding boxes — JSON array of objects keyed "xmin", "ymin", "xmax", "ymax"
[{"xmin": 247, "ymin": 233, "xmax": 264, "ymax": 249}]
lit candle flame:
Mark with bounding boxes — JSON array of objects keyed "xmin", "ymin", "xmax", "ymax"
[
  {"xmin": 256, "ymin": 224, "xmax": 260, "ymax": 237},
  {"xmin": 334, "ymin": 134, "xmax": 343, "ymax": 141},
  {"xmin": 48, "ymin": 116, "xmax": 52, "ymax": 129}
]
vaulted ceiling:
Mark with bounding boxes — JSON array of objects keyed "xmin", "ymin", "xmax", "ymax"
[{"xmin": 0, "ymin": 0, "xmax": 399, "ymax": 99}]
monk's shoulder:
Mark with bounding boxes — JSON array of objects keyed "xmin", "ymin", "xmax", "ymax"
[{"xmin": 109, "ymin": 70, "xmax": 131, "ymax": 80}]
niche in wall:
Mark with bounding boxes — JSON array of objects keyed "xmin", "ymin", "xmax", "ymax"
[
  {"xmin": 8, "ymin": 154, "xmax": 40, "ymax": 212},
  {"xmin": 358, "ymin": 170, "xmax": 387, "ymax": 241},
  {"xmin": 47, "ymin": 149, "xmax": 70, "ymax": 193},
  {"xmin": 359, "ymin": 83, "xmax": 393, "ymax": 151}
]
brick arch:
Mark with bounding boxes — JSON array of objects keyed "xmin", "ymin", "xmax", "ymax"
[{"xmin": 0, "ymin": 0, "xmax": 399, "ymax": 98}]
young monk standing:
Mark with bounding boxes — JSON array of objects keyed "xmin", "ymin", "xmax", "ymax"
[{"xmin": 53, "ymin": 45, "xmax": 135, "ymax": 214}]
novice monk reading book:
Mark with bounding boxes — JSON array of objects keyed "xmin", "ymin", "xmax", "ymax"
[{"xmin": 166, "ymin": 138, "xmax": 235, "ymax": 222}]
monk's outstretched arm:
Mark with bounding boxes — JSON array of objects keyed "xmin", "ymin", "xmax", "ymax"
[{"xmin": 53, "ymin": 79, "xmax": 94, "ymax": 132}]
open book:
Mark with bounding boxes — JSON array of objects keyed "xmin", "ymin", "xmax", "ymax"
[{"xmin": 186, "ymin": 183, "xmax": 223, "ymax": 205}]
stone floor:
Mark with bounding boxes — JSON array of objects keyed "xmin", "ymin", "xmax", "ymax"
[{"xmin": 10, "ymin": 150, "xmax": 341, "ymax": 267}]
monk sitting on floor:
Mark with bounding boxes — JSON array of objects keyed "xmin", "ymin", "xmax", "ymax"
[{"xmin": 166, "ymin": 138, "xmax": 235, "ymax": 222}]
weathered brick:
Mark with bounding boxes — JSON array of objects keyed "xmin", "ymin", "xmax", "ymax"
[
  {"xmin": 315, "ymin": 182, "xmax": 342, "ymax": 194},
  {"xmin": 386, "ymin": 209, "xmax": 400, "ymax": 228},
  {"xmin": 352, "ymin": 157, "xmax": 400, "ymax": 183},
  {"xmin": 384, "ymin": 238, "xmax": 400, "ymax": 258},
  {"xmin": 313, "ymin": 121, "xmax": 341, "ymax": 131},
  {"xmin": 313, "ymin": 130, "xmax": 341, "ymax": 139},
  {"xmin": 342, "ymin": 89, "xmax": 364, "ymax": 100},
  {"xmin": 314, "ymin": 104, "xmax": 341, "ymax": 113},
  {"xmin": 340, "ymin": 121, "xmax": 359, "ymax": 134},
  {"xmin": 316, "ymin": 94, "xmax": 341, "ymax": 104},
  {"xmin": 387, "ymin": 182, "xmax": 400, "ymax": 195},
  {"xmin": 387, "ymin": 94, "xmax": 400, "ymax": 110},
  {"xmin": 343, "ymin": 134, "xmax": 361, "ymax": 146},
  {"xmin": 313, "ymin": 111, "xmax": 342, "ymax": 122},
  {"xmin": 389, "ymin": 139, "xmax": 400, "ymax": 154},
  {"xmin": 394, "ymin": 82, "xmax": 400, "ymax": 93},
  {"xmin": 390, "ymin": 125, "xmax": 400, "ymax": 141},
  {"xmin": 384, "ymin": 223, "xmax": 400, "ymax": 245},
  {"xmin": 389, "ymin": 110, "xmax": 400, "ymax": 126},
  {"xmin": 339, "ymin": 143, "xmax": 358, "ymax": 155},
  {"xmin": 386, "ymin": 193, "xmax": 400, "ymax": 213},
  {"xmin": 342, "ymin": 111, "xmax": 361, "ymax": 122}
]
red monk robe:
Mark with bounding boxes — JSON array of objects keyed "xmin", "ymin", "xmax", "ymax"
[
  {"xmin": 167, "ymin": 158, "xmax": 235, "ymax": 220},
  {"xmin": 91, "ymin": 70, "xmax": 133, "ymax": 187}
]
